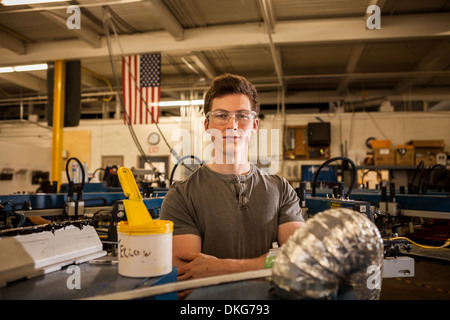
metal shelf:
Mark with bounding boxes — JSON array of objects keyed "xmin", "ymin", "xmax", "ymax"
[{"xmin": 357, "ymin": 165, "xmax": 417, "ymax": 170}]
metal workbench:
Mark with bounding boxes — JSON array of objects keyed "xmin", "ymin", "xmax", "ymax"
[{"xmin": 0, "ymin": 258, "xmax": 177, "ymax": 300}]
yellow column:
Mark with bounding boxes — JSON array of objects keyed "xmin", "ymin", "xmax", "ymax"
[{"xmin": 51, "ymin": 60, "xmax": 66, "ymax": 191}]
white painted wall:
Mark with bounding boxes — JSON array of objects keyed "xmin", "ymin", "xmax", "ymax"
[
  {"xmin": 0, "ymin": 111, "xmax": 449, "ymax": 194},
  {"xmin": 0, "ymin": 140, "xmax": 52, "ymax": 194}
]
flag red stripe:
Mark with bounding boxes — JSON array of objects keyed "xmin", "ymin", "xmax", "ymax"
[
  {"xmin": 139, "ymin": 87, "xmax": 143, "ymax": 124},
  {"xmin": 156, "ymin": 87, "xmax": 161, "ymax": 123},
  {"xmin": 134, "ymin": 55, "xmax": 138, "ymax": 125},
  {"xmin": 145, "ymin": 88, "xmax": 149, "ymax": 124},
  {"xmin": 122, "ymin": 56, "xmax": 126, "ymax": 125},
  {"xmin": 150, "ymin": 87, "xmax": 154, "ymax": 124},
  {"xmin": 127, "ymin": 56, "xmax": 132, "ymax": 125}
]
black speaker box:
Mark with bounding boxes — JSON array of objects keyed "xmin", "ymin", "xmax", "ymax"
[
  {"xmin": 308, "ymin": 122, "xmax": 331, "ymax": 146},
  {"xmin": 47, "ymin": 60, "xmax": 81, "ymax": 127}
]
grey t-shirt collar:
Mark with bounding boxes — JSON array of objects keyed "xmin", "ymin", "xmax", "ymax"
[{"xmin": 202, "ymin": 163, "xmax": 256, "ymax": 182}]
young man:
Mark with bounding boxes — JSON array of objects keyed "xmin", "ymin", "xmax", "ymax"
[{"xmin": 160, "ymin": 74, "xmax": 304, "ymax": 281}]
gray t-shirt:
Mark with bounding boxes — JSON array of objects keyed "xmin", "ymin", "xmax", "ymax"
[{"xmin": 160, "ymin": 163, "xmax": 304, "ymax": 259}]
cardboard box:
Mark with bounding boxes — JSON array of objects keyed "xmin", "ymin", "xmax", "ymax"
[
  {"xmin": 409, "ymin": 140, "xmax": 444, "ymax": 148},
  {"xmin": 409, "ymin": 140, "xmax": 445, "ymax": 166},
  {"xmin": 415, "ymin": 153, "xmax": 437, "ymax": 167},
  {"xmin": 371, "ymin": 140, "xmax": 392, "ymax": 148},
  {"xmin": 395, "ymin": 145, "xmax": 415, "ymax": 166},
  {"xmin": 373, "ymin": 147, "xmax": 395, "ymax": 166}
]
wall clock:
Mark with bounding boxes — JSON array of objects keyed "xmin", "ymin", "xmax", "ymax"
[{"xmin": 148, "ymin": 132, "xmax": 160, "ymax": 145}]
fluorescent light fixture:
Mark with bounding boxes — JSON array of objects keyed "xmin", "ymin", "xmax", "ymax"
[
  {"xmin": 1, "ymin": 0, "xmax": 66, "ymax": 5},
  {"xmin": 0, "ymin": 63, "xmax": 47, "ymax": 73},
  {"xmin": 14, "ymin": 63, "xmax": 48, "ymax": 72},
  {"xmin": 0, "ymin": 67, "xmax": 15, "ymax": 73},
  {"xmin": 159, "ymin": 100, "xmax": 204, "ymax": 107},
  {"xmin": 159, "ymin": 100, "xmax": 190, "ymax": 107},
  {"xmin": 190, "ymin": 99, "xmax": 204, "ymax": 105}
]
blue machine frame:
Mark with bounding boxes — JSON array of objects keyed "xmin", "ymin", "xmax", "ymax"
[
  {"xmin": 0, "ymin": 183, "xmax": 169, "ymax": 228},
  {"xmin": 311, "ymin": 189, "xmax": 450, "ymax": 213}
]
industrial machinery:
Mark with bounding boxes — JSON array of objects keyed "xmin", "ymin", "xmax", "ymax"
[
  {"xmin": 0, "ymin": 160, "xmax": 169, "ymax": 292},
  {"xmin": 0, "ymin": 182, "xmax": 167, "ymax": 233},
  {"xmin": 0, "ymin": 157, "xmax": 168, "ymax": 230},
  {"xmin": 296, "ymin": 156, "xmax": 450, "ymax": 284}
]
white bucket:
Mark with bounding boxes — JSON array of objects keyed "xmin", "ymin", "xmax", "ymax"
[{"xmin": 117, "ymin": 220, "xmax": 173, "ymax": 278}]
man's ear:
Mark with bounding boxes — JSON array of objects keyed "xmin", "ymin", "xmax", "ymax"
[
  {"xmin": 252, "ymin": 118, "xmax": 259, "ymax": 133},
  {"xmin": 204, "ymin": 118, "xmax": 210, "ymax": 132}
]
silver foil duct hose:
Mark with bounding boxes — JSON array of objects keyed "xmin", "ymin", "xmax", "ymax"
[{"xmin": 272, "ymin": 208, "xmax": 384, "ymax": 300}]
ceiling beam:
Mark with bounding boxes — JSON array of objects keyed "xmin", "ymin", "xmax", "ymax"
[
  {"xmin": 337, "ymin": 44, "xmax": 365, "ymax": 94},
  {"xmin": 0, "ymin": 72, "xmax": 46, "ymax": 93},
  {"xmin": 259, "ymin": 0, "xmax": 276, "ymax": 33},
  {"xmin": 142, "ymin": 0, "xmax": 184, "ymax": 41},
  {"xmin": 283, "ymin": 70, "xmax": 450, "ymax": 80},
  {"xmin": 190, "ymin": 52, "xmax": 216, "ymax": 79},
  {"xmin": 0, "ymin": 29, "xmax": 26, "ymax": 55},
  {"xmin": 37, "ymin": 10, "xmax": 101, "ymax": 48},
  {"xmin": 273, "ymin": 13, "xmax": 450, "ymax": 44},
  {"xmin": 394, "ymin": 40, "xmax": 450, "ymax": 94},
  {"xmin": 1, "ymin": 12, "xmax": 450, "ymax": 65},
  {"xmin": 260, "ymin": 0, "xmax": 282, "ymax": 86},
  {"xmin": 81, "ymin": 71, "xmax": 108, "ymax": 88},
  {"xmin": 2, "ymin": 86, "xmax": 449, "ymax": 108},
  {"xmin": 258, "ymin": 87, "xmax": 450, "ymax": 105}
]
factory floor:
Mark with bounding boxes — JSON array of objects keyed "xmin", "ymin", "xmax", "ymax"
[{"xmin": 380, "ymin": 259, "xmax": 450, "ymax": 300}]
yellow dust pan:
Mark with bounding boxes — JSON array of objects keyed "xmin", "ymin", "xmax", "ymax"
[{"xmin": 118, "ymin": 167, "xmax": 154, "ymax": 227}]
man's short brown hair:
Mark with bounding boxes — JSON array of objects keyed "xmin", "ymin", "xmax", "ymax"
[{"xmin": 203, "ymin": 74, "xmax": 260, "ymax": 115}]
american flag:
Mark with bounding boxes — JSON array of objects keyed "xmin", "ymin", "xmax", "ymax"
[{"xmin": 122, "ymin": 53, "xmax": 161, "ymax": 124}]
